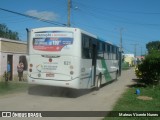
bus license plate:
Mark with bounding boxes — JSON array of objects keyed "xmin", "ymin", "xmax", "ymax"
[{"xmin": 46, "ymin": 73, "xmax": 54, "ymax": 77}]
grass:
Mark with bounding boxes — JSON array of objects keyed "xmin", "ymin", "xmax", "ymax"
[
  {"xmin": 104, "ymin": 85, "xmax": 160, "ymax": 120},
  {"xmin": 0, "ymin": 81, "xmax": 28, "ymax": 95}
]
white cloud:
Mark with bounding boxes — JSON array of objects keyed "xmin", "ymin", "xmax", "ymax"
[{"xmin": 25, "ymin": 10, "xmax": 58, "ymax": 21}]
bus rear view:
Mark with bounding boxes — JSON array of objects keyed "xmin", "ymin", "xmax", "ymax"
[
  {"xmin": 27, "ymin": 27, "xmax": 81, "ymax": 89},
  {"xmin": 27, "ymin": 27, "xmax": 120, "ymax": 90}
]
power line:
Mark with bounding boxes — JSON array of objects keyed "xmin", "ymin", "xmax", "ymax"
[
  {"xmin": 123, "ymin": 47, "xmax": 134, "ymax": 53},
  {"xmin": 73, "ymin": 1, "xmax": 160, "ymax": 15},
  {"xmin": 78, "ymin": 6, "xmax": 160, "ymax": 27},
  {"xmin": 73, "ymin": 4, "xmax": 159, "ymax": 44},
  {"xmin": 73, "ymin": 1, "xmax": 160, "ymax": 27},
  {"xmin": 0, "ymin": 7, "xmax": 66, "ymax": 26},
  {"xmin": 130, "ymin": 44, "xmax": 139, "ymax": 57}
]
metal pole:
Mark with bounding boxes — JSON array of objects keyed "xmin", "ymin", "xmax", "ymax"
[
  {"xmin": 119, "ymin": 28, "xmax": 123, "ymax": 76},
  {"xmin": 120, "ymin": 28, "xmax": 123, "ymax": 52},
  {"xmin": 67, "ymin": 0, "xmax": 71, "ymax": 27}
]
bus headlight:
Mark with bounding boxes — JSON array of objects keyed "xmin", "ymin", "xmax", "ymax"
[
  {"xmin": 70, "ymin": 65, "xmax": 74, "ymax": 69},
  {"xmin": 49, "ymin": 58, "xmax": 52, "ymax": 62},
  {"xmin": 70, "ymin": 71, "xmax": 74, "ymax": 75},
  {"xmin": 29, "ymin": 69, "xmax": 32, "ymax": 72},
  {"xmin": 38, "ymin": 73, "xmax": 41, "ymax": 77},
  {"xmin": 30, "ymin": 64, "xmax": 33, "ymax": 67}
]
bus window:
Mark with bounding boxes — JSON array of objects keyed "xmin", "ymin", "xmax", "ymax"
[
  {"xmin": 104, "ymin": 44, "xmax": 109, "ymax": 59},
  {"xmin": 97, "ymin": 42, "xmax": 104, "ymax": 59},
  {"xmin": 32, "ymin": 32, "xmax": 73, "ymax": 52},
  {"xmin": 82, "ymin": 35, "xmax": 92, "ymax": 59},
  {"xmin": 107, "ymin": 44, "xmax": 111, "ymax": 59},
  {"xmin": 116, "ymin": 47, "xmax": 119, "ymax": 60},
  {"xmin": 112, "ymin": 46, "xmax": 116, "ymax": 60},
  {"xmin": 111, "ymin": 45, "xmax": 113, "ymax": 59}
]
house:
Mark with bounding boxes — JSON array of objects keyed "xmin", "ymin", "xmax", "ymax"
[
  {"xmin": 123, "ymin": 54, "xmax": 135, "ymax": 66},
  {"xmin": 0, "ymin": 38, "xmax": 27, "ymax": 81},
  {"xmin": 136, "ymin": 56, "xmax": 145, "ymax": 60}
]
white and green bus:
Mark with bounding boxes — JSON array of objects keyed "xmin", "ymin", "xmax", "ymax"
[{"xmin": 27, "ymin": 27, "xmax": 120, "ymax": 90}]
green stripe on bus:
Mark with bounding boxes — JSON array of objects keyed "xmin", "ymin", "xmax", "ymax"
[{"xmin": 101, "ymin": 59, "xmax": 112, "ymax": 81}]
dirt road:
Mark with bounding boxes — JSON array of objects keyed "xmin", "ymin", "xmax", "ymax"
[{"xmin": 0, "ymin": 68, "xmax": 136, "ymax": 120}]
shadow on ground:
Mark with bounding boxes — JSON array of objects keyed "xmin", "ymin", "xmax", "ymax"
[
  {"xmin": 28, "ymin": 85, "xmax": 92, "ymax": 98},
  {"xmin": 126, "ymin": 78, "xmax": 147, "ymax": 88},
  {"xmin": 28, "ymin": 79, "xmax": 118, "ymax": 98}
]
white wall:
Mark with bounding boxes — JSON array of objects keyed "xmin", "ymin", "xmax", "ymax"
[
  {"xmin": 13, "ymin": 54, "xmax": 19, "ymax": 75},
  {"xmin": 0, "ymin": 53, "xmax": 7, "ymax": 76}
]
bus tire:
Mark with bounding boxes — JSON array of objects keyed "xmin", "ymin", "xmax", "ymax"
[
  {"xmin": 96, "ymin": 74, "xmax": 102, "ymax": 90},
  {"xmin": 115, "ymin": 70, "xmax": 118, "ymax": 80}
]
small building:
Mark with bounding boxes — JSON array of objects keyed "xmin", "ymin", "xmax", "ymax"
[
  {"xmin": 123, "ymin": 54, "xmax": 135, "ymax": 66},
  {"xmin": 136, "ymin": 56, "xmax": 145, "ymax": 60},
  {"xmin": 0, "ymin": 38, "xmax": 27, "ymax": 81}
]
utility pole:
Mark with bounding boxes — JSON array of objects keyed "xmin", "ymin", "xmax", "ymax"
[
  {"xmin": 130, "ymin": 44, "xmax": 138, "ymax": 57},
  {"xmin": 134, "ymin": 44, "xmax": 138, "ymax": 58},
  {"xmin": 67, "ymin": 0, "xmax": 71, "ymax": 27},
  {"xmin": 131, "ymin": 43, "xmax": 138, "ymax": 65},
  {"xmin": 120, "ymin": 28, "xmax": 123, "ymax": 52},
  {"xmin": 119, "ymin": 28, "xmax": 123, "ymax": 76}
]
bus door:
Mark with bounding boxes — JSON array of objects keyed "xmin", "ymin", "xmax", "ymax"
[{"xmin": 91, "ymin": 41, "xmax": 97, "ymax": 87}]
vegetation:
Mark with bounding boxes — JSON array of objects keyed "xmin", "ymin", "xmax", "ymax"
[
  {"xmin": 0, "ymin": 23, "xmax": 20, "ymax": 40},
  {"xmin": 104, "ymin": 41, "xmax": 160, "ymax": 120},
  {"xmin": 135, "ymin": 41, "xmax": 160, "ymax": 86},
  {"xmin": 104, "ymin": 85, "xmax": 160, "ymax": 120},
  {"xmin": 0, "ymin": 82, "xmax": 28, "ymax": 95},
  {"xmin": 146, "ymin": 41, "xmax": 160, "ymax": 53},
  {"xmin": 136, "ymin": 50, "xmax": 160, "ymax": 85},
  {"xmin": 121, "ymin": 55, "xmax": 130, "ymax": 70}
]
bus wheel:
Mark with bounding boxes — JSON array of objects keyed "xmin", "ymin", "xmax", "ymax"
[
  {"xmin": 115, "ymin": 71, "xmax": 118, "ymax": 80},
  {"xmin": 96, "ymin": 75, "xmax": 101, "ymax": 90}
]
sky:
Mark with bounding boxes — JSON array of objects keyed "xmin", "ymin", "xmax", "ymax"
[{"xmin": 0, "ymin": 0, "xmax": 160, "ymax": 56}]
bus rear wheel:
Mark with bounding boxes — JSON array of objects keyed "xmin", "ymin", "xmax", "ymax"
[{"xmin": 115, "ymin": 70, "xmax": 118, "ymax": 80}]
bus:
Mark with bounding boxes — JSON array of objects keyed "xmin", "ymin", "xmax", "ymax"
[{"xmin": 27, "ymin": 27, "xmax": 120, "ymax": 90}]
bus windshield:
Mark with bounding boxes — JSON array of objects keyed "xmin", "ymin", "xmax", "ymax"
[{"xmin": 32, "ymin": 31, "xmax": 73, "ymax": 52}]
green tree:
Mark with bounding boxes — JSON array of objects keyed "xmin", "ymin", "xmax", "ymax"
[
  {"xmin": 136, "ymin": 50, "xmax": 160, "ymax": 85},
  {"xmin": 146, "ymin": 41, "xmax": 160, "ymax": 53},
  {"xmin": 135, "ymin": 41, "xmax": 160, "ymax": 86},
  {"xmin": 0, "ymin": 23, "xmax": 20, "ymax": 40}
]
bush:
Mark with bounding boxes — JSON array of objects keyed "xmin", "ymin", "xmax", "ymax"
[
  {"xmin": 136, "ymin": 50, "xmax": 160, "ymax": 85},
  {"xmin": 135, "ymin": 66, "xmax": 142, "ymax": 78}
]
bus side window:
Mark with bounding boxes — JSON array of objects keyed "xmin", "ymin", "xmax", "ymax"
[
  {"xmin": 104, "ymin": 44, "xmax": 108, "ymax": 59},
  {"xmin": 106, "ymin": 44, "xmax": 110, "ymax": 59},
  {"xmin": 110, "ymin": 45, "xmax": 113, "ymax": 60},
  {"xmin": 82, "ymin": 35, "xmax": 92, "ymax": 59},
  {"xmin": 97, "ymin": 42, "xmax": 104, "ymax": 59},
  {"xmin": 116, "ymin": 47, "xmax": 119, "ymax": 60},
  {"xmin": 112, "ymin": 46, "xmax": 116, "ymax": 60}
]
